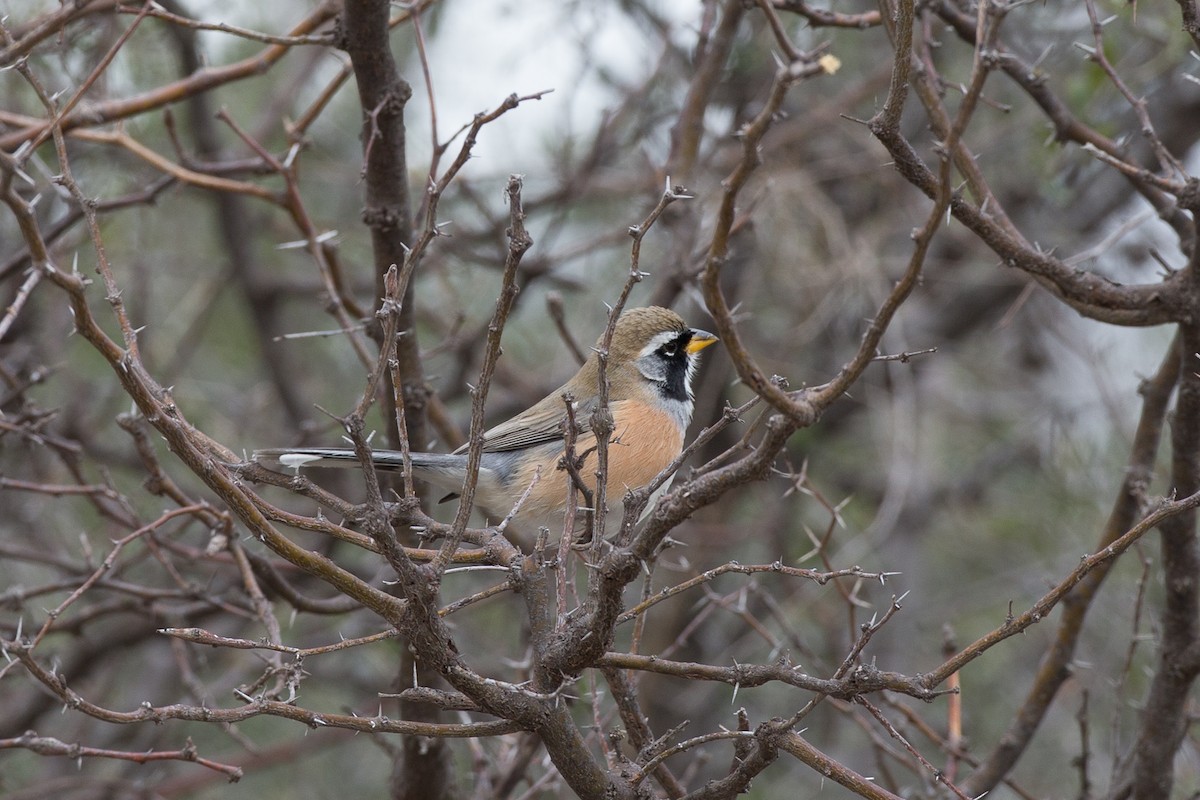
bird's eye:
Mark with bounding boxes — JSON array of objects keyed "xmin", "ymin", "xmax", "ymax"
[{"xmin": 661, "ymin": 342, "xmax": 678, "ymax": 357}]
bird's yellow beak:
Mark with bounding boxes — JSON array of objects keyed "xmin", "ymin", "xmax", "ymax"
[{"xmin": 686, "ymin": 330, "xmax": 719, "ymax": 354}]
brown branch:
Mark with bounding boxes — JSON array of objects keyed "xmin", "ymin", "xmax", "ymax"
[
  {"xmin": 596, "ymin": 651, "xmax": 942, "ymax": 701},
  {"xmin": 701, "ymin": 35, "xmax": 834, "ymax": 424},
  {"xmin": 963, "ymin": 333, "xmax": 1180, "ymax": 795},
  {"xmin": 0, "ymin": 174, "xmax": 174, "ymax": 282},
  {"xmin": 667, "ymin": 0, "xmax": 745, "ymax": 179},
  {"xmin": 587, "ymin": 179, "xmax": 692, "ymax": 552},
  {"xmin": 928, "ymin": 487, "xmax": 1200, "ymax": 688},
  {"xmin": 857, "ymin": 698, "xmax": 971, "ymax": 800},
  {"xmin": 1081, "ymin": 0, "xmax": 1185, "ymax": 179},
  {"xmin": 779, "ymin": 733, "xmax": 904, "ymax": 800},
  {"xmin": 0, "ymin": 0, "xmax": 120, "ymax": 65},
  {"xmin": 341, "ymin": 0, "xmax": 421, "ymax": 454},
  {"xmin": 545, "ymin": 292, "xmax": 588, "ymax": 365},
  {"xmin": 1176, "ymin": 0, "xmax": 1200, "ymax": 49},
  {"xmin": 931, "ymin": 0, "xmax": 1196, "ymax": 276},
  {"xmin": 24, "ymin": 505, "xmax": 206, "ymax": 651},
  {"xmin": 1, "ymin": 641, "xmax": 521, "ymax": 737},
  {"xmin": 117, "ymin": 1, "xmax": 335, "ymax": 46},
  {"xmin": 601, "ymin": 666, "xmax": 687, "ymax": 798},
  {"xmin": 617, "ymin": 562, "xmax": 886, "ymax": 624},
  {"xmin": 630, "ymin": 730, "xmax": 754, "ymax": 787},
  {"xmin": 871, "ymin": 1, "xmax": 1190, "ymax": 327},
  {"xmin": 2, "ymin": 134, "xmax": 408, "ymax": 622},
  {"xmin": 433, "ymin": 175, "xmax": 531, "ymax": 574},
  {"xmin": 0, "ymin": 2, "xmax": 341, "ymax": 151},
  {"xmin": 160, "ymin": 625, "xmax": 403, "ymax": 656},
  {"xmin": 0, "ymin": 732, "xmax": 243, "ymax": 782},
  {"xmin": 23, "ymin": 0, "xmax": 156, "ymax": 155},
  {"xmin": 1126, "ymin": 327, "xmax": 1200, "ymax": 795},
  {"xmin": 773, "ymin": 0, "xmax": 881, "ymax": 29}
]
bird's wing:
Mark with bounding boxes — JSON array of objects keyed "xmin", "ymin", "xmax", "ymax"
[{"xmin": 454, "ymin": 392, "xmax": 594, "ymax": 454}]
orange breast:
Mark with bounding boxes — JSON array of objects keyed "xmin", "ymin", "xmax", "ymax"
[
  {"xmin": 503, "ymin": 399, "xmax": 685, "ymax": 527},
  {"xmin": 602, "ymin": 400, "xmax": 686, "ymax": 492}
]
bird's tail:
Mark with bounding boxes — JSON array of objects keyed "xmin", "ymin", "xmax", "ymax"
[{"xmin": 252, "ymin": 447, "xmax": 462, "ymax": 473}]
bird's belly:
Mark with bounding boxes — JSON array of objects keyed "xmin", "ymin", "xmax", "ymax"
[{"xmin": 497, "ymin": 420, "xmax": 685, "ymax": 535}]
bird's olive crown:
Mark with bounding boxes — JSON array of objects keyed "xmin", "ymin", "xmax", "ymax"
[{"xmin": 598, "ymin": 306, "xmax": 688, "ymax": 364}]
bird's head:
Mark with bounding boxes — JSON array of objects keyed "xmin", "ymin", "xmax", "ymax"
[{"xmin": 601, "ymin": 306, "xmax": 718, "ymax": 420}]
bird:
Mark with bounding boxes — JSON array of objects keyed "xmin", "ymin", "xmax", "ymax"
[{"xmin": 253, "ymin": 306, "xmax": 718, "ymax": 540}]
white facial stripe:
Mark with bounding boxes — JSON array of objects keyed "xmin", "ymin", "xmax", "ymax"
[{"xmin": 637, "ymin": 330, "xmax": 683, "ymax": 359}]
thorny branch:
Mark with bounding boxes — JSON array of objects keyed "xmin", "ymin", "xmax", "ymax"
[{"xmin": 4, "ymin": 0, "xmax": 1200, "ymax": 797}]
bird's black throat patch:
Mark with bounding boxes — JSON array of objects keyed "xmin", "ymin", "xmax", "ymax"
[{"xmin": 658, "ymin": 331, "xmax": 694, "ymax": 402}]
